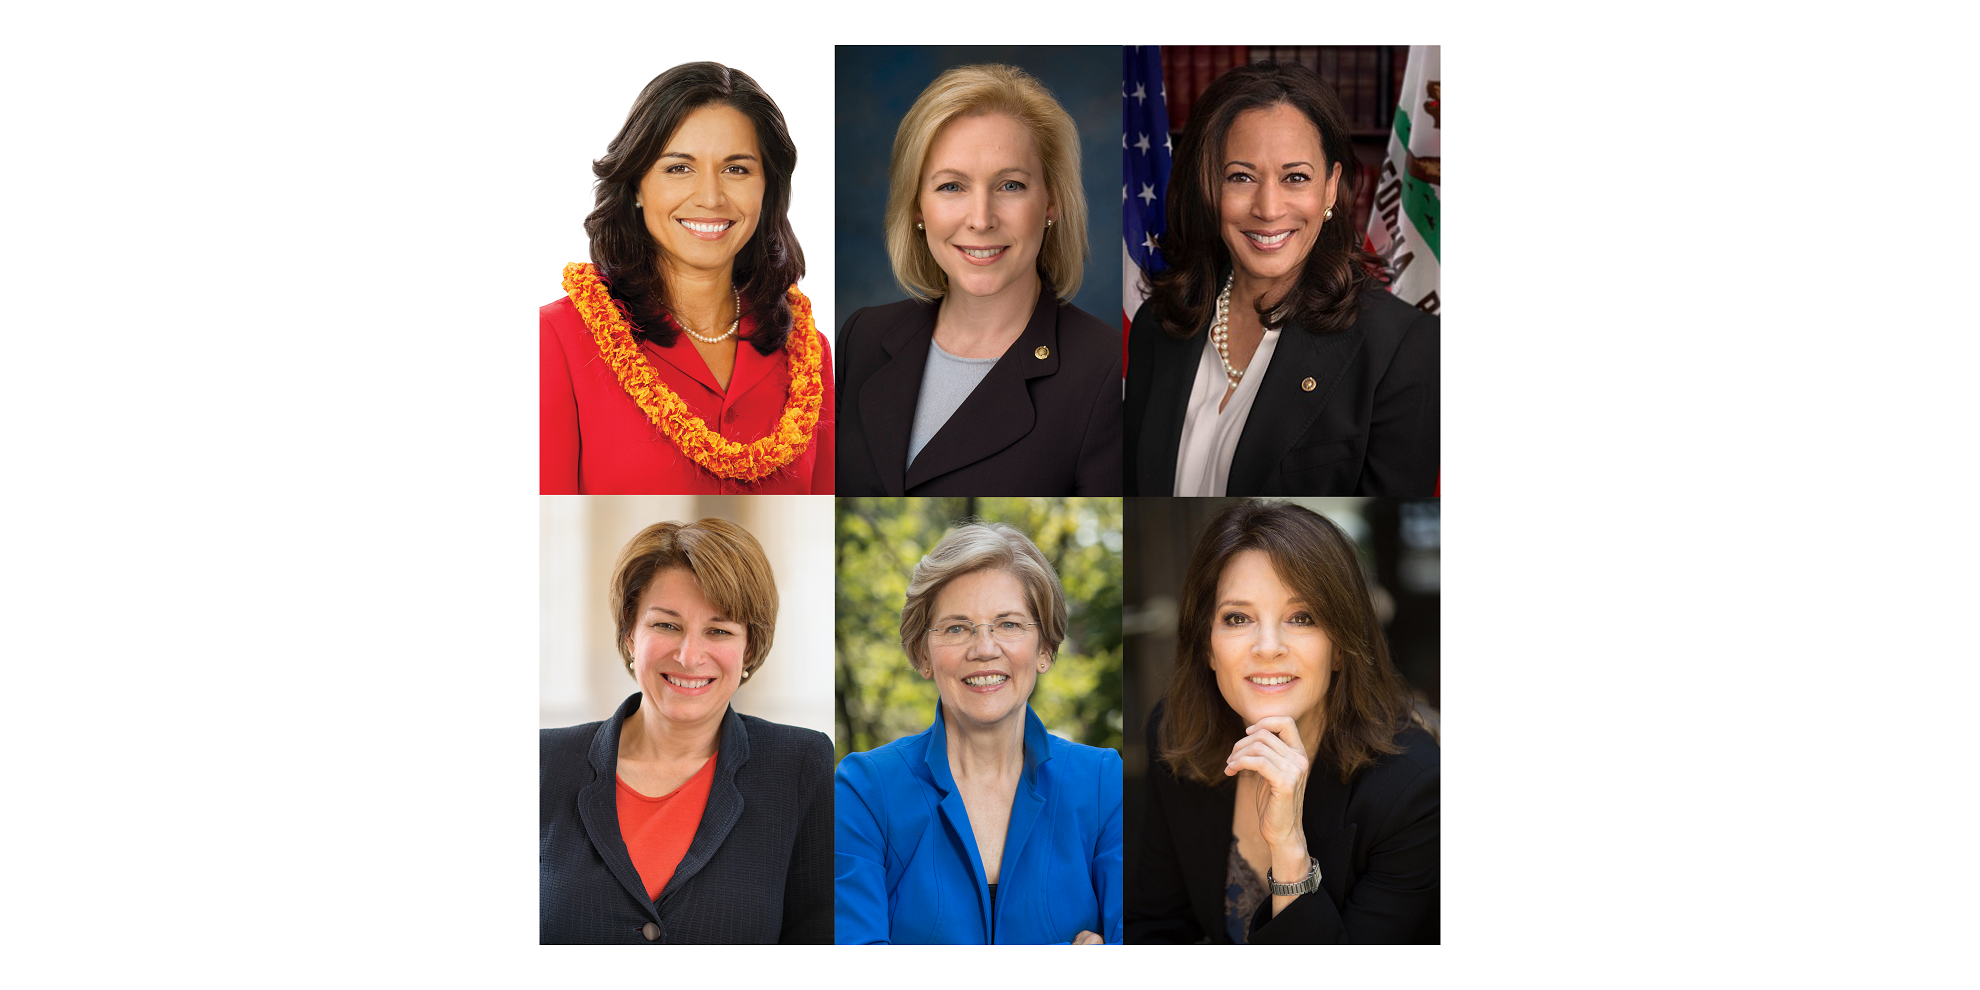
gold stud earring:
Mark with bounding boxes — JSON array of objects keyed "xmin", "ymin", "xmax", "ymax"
[{"xmin": 1323, "ymin": 207, "xmax": 1333, "ymax": 221}]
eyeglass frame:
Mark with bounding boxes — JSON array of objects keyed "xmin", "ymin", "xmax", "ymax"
[{"xmin": 924, "ymin": 618, "xmax": 1041, "ymax": 647}]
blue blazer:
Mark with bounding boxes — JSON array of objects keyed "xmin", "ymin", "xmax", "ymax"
[{"xmin": 834, "ymin": 703, "xmax": 1123, "ymax": 944}]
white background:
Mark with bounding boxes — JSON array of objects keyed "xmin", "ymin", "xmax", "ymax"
[{"xmin": 4, "ymin": 1, "xmax": 1976, "ymax": 986}]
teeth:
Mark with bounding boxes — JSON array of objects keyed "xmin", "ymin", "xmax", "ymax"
[
  {"xmin": 680, "ymin": 220, "xmax": 731, "ymax": 233},
  {"xmin": 963, "ymin": 673, "xmax": 1009, "ymax": 686},
  {"xmin": 664, "ymin": 673, "xmax": 714, "ymax": 688},
  {"xmin": 1248, "ymin": 675, "xmax": 1293, "ymax": 686},
  {"xmin": 961, "ymin": 247, "xmax": 1005, "ymax": 259},
  {"xmin": 1246, "ymin": 230, "xmax": 1292, "ymax": 245}
]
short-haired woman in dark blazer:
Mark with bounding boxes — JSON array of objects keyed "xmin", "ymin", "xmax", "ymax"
[
  {"xmin": 540, "ymin": 519, "xmax": 832, "ymax": 943},
  {"xmin": 837, "ymin": 64, "xmax": 1122, "ymax": 496},
  {"xmin": 1126, "ymin": 62, "xmax": 1438, "ymax": 496},
  {"xmin": 1128, "ymin": 500, "xmax": 1438, "ymax": 943}
]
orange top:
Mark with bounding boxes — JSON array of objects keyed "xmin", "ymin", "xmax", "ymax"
[{"xmin": 616, "ymin": 754, "xmax": 718, "ymax": 901}]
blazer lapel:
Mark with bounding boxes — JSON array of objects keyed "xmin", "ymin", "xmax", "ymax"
[
  {"xmin": 1178, "ymin": 775, "xmax": 1237, "ymax": 939},
  {"xmin": 724, "ymin": 312, "xmax": 781, "ymax": 405},
  {"xmin": 1227, "ymin": 320, "xmax": 1364, "ymax": 492},
  {"xmin": 642, "ymin": 335, "xmax": 726, "ymax": 397},
  {"xmin": 857, "ymin": 302, "xmax": 939, "ymax": 495},
  {"xmin": 1146, "ymin": 330, "xmax": 1205, "ymax": 495},
  {"xmin": 1303, "ymin": 765, "xmax": 1356, "ymax": 908},
  {"xmin": 576, "ymin": 693, "xmax": 663, "ymax": 921},
  {"xmin": 905, "ymin": 290, "xmax": 1059, "ymax": 490},
  {"xmin": 926, "ymin": 704, "xmax": 994, "ymax": 940},
  {"xmin": 992, "ymin": 707, "xmax": 1053, "ymax": 938},
  {"xmin": 657, "ymin": 706, "xmax": 750, "ymax": 906}
]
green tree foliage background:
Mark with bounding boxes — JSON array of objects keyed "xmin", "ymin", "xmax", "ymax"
[{"xmin": 835, "ymin": 498, "xmax": 1123, "ymax": 760}]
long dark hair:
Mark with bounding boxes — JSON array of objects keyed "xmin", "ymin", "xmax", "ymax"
[
  {"xmin": 1159, "ymin": 500, "xmax": 1414, "ymax": 785},
  {"xmin": 585, "ymin": 62, "xmax": 804, "ymax": 355},
  {"xmin": 1146, "ymin": 62, "xmax": 1386, "ymax": 340}
]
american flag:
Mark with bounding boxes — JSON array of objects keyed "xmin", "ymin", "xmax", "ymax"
[{"xmin": 1123, "ymin": 46, "xmax": 1173, "ymax": 371}]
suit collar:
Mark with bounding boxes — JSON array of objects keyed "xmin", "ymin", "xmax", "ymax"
[
  {"xmin": 856, "ymin": 301, "xmax": 939, "ymax": 495},
  {"xmin": 640, "ymin": 310, "xmax": 774, "ymax": 400},
  {"xmin": 903, "ymin": 287, "xmax": 1062, "ymax": 490},
  {"xmin": 1225, "ymin": 313, "xmax": 1363, "ymax": 492},
  {"xmin": 922, "ymin": 702, "xmax": 1053, "ymax": 942},
  {"xmin": 577, "ymin": 693, "xmax": 751, "ymax": 914},
  {"xmin": 1139, "ymin": 324, "xmax": 1206, "ymax": 495}
]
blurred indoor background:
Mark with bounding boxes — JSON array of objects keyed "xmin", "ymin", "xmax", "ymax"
[
  {"xmin": 835, "ymin": 497, "xmax": 1123, "ymax": 761},
  {"xmin": 1122, "ymin": 497, "xmax": 1439, "ymax": 880},
  {"xmin": 539, "ymin": 496, "xmax": 834, "ymax": 737}
]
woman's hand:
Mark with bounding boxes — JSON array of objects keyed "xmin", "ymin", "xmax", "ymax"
[
  {"xmin": 1225, "ymin": 716, "xmax": 1312, "ymax": 869},
  {"xmin": 1071, "ymin": 930, "xmax": 1103, "ymax": 945}
]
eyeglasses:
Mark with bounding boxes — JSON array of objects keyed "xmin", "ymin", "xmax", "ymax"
[{"xmin": 926, "ymin": 619, "xmax": 1039, "ymax": 648}]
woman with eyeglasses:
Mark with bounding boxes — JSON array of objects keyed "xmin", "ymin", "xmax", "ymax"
[{"xmin": 833, "ymin": 522, "xmax": 1123, "ymax": 943}]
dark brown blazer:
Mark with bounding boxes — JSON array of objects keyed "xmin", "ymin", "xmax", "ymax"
[
  {"xmin": 1127, "ymin": 705, "xmax": 1440, "ymax": 944},
  {"xmin": 1125, "ymin": 285, "xmax": 1438, "ymax": 495},
  {"xmin": 836, "ymin": 289, "xmax": 1123, "ymax": 495}
]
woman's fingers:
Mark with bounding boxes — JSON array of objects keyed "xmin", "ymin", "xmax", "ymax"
[
  {"xmin": 1224, "ymin": 753, "xmax": 1295, "ymax": 787},
  {"xmin": 1245, "ymin": 716, "xmax": 1309, "ymax": 756},
  {"xmin": 1071, "ymin": 930, "xmax": 1103, "ymax": 945}
]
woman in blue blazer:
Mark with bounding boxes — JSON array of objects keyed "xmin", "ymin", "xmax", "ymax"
[{"xmin": 834, "ymin": 522, "xmax": 1123, "ymax": 944}]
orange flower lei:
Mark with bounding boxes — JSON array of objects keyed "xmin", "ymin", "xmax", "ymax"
[{"xmin": 562, "ymin": 262, "xmax": 824, "ymax": 483}]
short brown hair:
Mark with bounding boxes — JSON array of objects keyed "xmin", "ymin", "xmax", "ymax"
[
  {"xmin": 897, "ymin": 522, "xmax": 1068, "ymax": 672},
  {"xmin": 884, "ymin": 64, "xmax": 1089, "ymax": 302},
  {"xmin": 610, "ymin": 518, "xmax": 779, "ymax": 678},
  {"xmin": 1159, "ymin": 500, "xmax": 1413, "ymax": 785}
]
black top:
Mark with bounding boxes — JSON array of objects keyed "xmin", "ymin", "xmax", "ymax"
[
  {"xmin": 539, "ymin": 693, "xmax": 834, "ymax": 943},
  {"xmin": 1125, "ymin": 285, "xmax": 1439, "ymax": 495},
  {"xmin": 1127, "ymin": 703, "xmax": 1440, "ymax": 943},
  {"xmin": 836, "ymin": 288, "xmax": 1124, "ymax": 496}
]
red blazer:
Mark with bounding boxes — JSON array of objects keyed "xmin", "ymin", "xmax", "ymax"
[{"xmin": 540, "ymin": 295, "xmax": 835, "ymax": 494}]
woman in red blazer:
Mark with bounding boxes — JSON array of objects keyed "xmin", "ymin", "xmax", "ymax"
[{"xmin": 541, "ymin": 62, "xmax": 833, "ymax": 495}]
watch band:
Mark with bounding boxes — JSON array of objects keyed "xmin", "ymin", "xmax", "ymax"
[{"xmin": 1266, "ymin": 856, "xmax": 1322, "ymax": 896}]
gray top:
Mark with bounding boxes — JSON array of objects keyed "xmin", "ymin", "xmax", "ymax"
[{"xmin": 906, "ymin": 337, "xmax": 999, "ymax": 469}]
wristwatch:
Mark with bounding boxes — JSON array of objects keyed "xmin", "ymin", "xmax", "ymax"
[{"xmin": 1266, "ymin": 856, "xmax": 1322, "ymax": 896}]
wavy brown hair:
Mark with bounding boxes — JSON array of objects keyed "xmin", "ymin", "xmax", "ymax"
[
  {"xmin": 585, "ymin": 62, "xmax": 804, "ymax": 356},
  {"xmin": 1145, "ymin": 62, "xmax": 1386, "ymax": 341},
  {"xmin": 1159, "ymin": 500, "xmax": 1413, "ymax": 785}
]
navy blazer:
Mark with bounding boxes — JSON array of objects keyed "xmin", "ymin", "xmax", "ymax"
[
  {"xmin": 835, "ymin": 289, "xmax": 1124, "ymax": 496},
  {"xmin": 834, "ymin": 704, "xmax": 1124, "ymax": 943},
  {"xmin": 1127, "ymin": 705, "xmax": 1440, "ymax": 943},
  {"xmin": 1125, "ymin": 285, "xmax": 1438, "ymax": 495},
  {"xmin": 540, "ymin": 693, "xmax": 834, "ymax": 944}
]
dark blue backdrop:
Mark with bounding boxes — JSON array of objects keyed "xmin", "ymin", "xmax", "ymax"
[{"xmin": 834, "ymin": 46, "xmax": 1121, "ymax": 331}]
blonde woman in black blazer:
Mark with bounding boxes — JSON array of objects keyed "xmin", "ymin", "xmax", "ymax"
[
  {"xmin": 837, "ymin": 64, "xmax": 1121, "ymax": 496},
  {"xmin": 1125, "ymin": 62, "xmax": 1436, "ymax": 497}
]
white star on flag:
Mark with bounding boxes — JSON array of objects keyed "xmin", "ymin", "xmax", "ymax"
[
  {"xmin": 1132, "ymin": 82, "xmax": 1146, "ymax": 104},
  {"xmin": 1138, "ymin": 183, "xmax": 1156, "ymax": 206},
  {"xmin": 1134, "ymin": 133, "xmax": 1151, "ymax": 154}
]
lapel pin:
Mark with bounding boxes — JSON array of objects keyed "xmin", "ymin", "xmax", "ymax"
[
  {"xmin": 1300, "ymin": 377, "xmax": 1317, "ymax": 392},
  {"xmin": 1034, "ymin": 346, "xmax": 1050, "ymax": 359}
]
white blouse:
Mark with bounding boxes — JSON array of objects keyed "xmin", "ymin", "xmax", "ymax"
[{"xmin": 1172, "ymin": 326, "xmax": 1281, "ymax": 496}]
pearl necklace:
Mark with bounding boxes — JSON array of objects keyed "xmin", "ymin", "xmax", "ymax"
[
  {"xmin": 679, "ymin": 288, "xmax": 742, "ymax": 344},
  {"xmin": 1211, "ymin": 274, "xmax": 1243, "ymax": 389}
]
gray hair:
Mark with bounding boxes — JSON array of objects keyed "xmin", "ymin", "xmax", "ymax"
[{"xmin": 897, "ymin": 521, "xmax": 1068, "ymax": 669}]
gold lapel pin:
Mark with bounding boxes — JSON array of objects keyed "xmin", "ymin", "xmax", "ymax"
[
  {"xmin": 1300, "ymin": 377, "xmax": 1317, "ymax": 392},
  {"xmin": 1034, "ymin": 346, "xmax": 1050, "ymax": 359}
]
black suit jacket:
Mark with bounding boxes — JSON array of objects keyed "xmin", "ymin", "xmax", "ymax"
[
  {"xmin": 836, "ymin": 290, "xmax": 1123, "ymax": 495},
  {"xmin": 1127, "ymin": 706, "xmax": 1439, "ymax": 944},
  {"xmin": 539, "ymin": 693, "xmax": 834, "ymax": 943},
  {"xmin": 1125, "ymin": 286, "xmax": 1438, "ymax": 495}
]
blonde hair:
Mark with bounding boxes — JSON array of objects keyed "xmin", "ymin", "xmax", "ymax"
[
  {"xmin": 610, "ymin": 519, "xmax": 779, "ymax": 679},
  {"xmin": 897, "ymin": 522, "xmax": 1068, "ymax": 671},
  {"xmin": 883, "ymin": 64, "xmax": 1089, "ymax": 302}
]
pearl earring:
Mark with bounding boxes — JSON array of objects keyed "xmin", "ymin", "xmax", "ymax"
[
  {"xmin": 1046, "ymin": 218, "xmax": 1053, "ymax": 228},
  {"xmin": 1323, "ymin": 207, "xmax": 1333, "ymax": 221},
  {"xmin": 916, "ymin": 222, "xmax": 923, "ymax": 230}
]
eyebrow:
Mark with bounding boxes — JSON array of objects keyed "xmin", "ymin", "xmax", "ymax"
[
  {"xmin": 1215, "ymin": 597, "xmax": 1309, "ymax": 609},
  {"xmin": 659, "ymin": 151, "xmax": 760, "ymax": 163},
  {"xmin": 645, "ymin": 605, "xmax": 737, "ymax": 623},
  {"xmin": 1224, "ymin": 160, "xmax": 1313, "ymax": 170},
  {"xmin": 936, "ymin": 610, "xmax": 1029, "ymax": 622},
  {"xmin": 929, "ymin": 167, "xmax": 1033, "ymax": 181}
]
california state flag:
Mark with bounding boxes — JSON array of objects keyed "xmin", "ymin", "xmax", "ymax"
[{"xmin": 1366, "ymin": 45, "xmax": 1440, "ymax": 314}]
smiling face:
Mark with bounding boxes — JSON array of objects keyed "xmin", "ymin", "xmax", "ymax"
[
  {"xmin": 1208, "ymin": 549, "xmax": 1334, "ymax": 738},
  {"xmin": 1217, "ymin": 103, "xmax": 1340, "ymax": 296},
  {"xmin": 628, "ymin": 567, "xmax": 746, "ymax": 730},
  {"xmin": 916, "ymin": 113, "xmax": 1055, "ymax": 303},
  {"xmin": 636, "ymin": 103, "xmax": 765, "ymax": 280},
  {"xmin": 922, "ymin": 568, "xmax": 1048, "ymax": 732}
]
